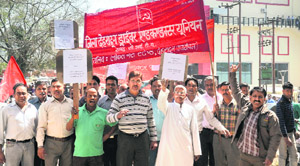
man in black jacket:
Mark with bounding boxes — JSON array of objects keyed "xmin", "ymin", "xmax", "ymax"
[{"xmin": 276, "ymin": 82, "xmax": 298, "ymax": 166}]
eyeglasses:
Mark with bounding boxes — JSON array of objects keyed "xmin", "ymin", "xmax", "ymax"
[
  {"xmin": 15, "ymin": 92, "xmax": 27, "ymax": 96},
  {"xmin": 130, "ymin": 80, "xmax": 142, "ymax": 84},
  {"xmin": 175, "ymin": 91, "xmax": 185, "ymax": 95}
]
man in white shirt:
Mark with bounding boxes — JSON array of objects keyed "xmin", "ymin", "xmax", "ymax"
[
  {"xmin": 36, "ymin": 78, "xmax": 74, "ymax": 166},
  {"xmin": 199, "ymin": 76, "xmax": 223, "ymax": 166},
  {"xmin": 0, "ymin": 83, "xmax": 38, "ymax": 166},
  {"xmin": 156, "ymin": 80, "xmax": 201, "ymax": 166}
]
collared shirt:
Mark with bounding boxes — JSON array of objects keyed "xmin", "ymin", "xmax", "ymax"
[
  {"xmin": 216, "ymin": 99, "xmax": 240, "ymax": 135},
  {"xmin": 28, "ymin": 96, "xmax": 50, "ymax": 110},
  {"xmin": 201, "ymin": 92, "xmax": 223, "ymax": 129},
  {"xmin": 237, "ymin": 109, "xmax": 260, "ymax": 157},
  {"xmin": 184, "ymin": 96, "xmax": 226, "ymax": 132},
  {"xmin": 0, "ymin": 102, "xmax": 38, "ymax": 145},
  {"xmin": 106, "ymin": 89, "xmax": 157, "ymax": 141},
  {"xmin": 97, "ymin": 95, "xmax": 117, "ymax": 136},
  {"xmin": 73, "ymin": 105, "xmax": 117, "ymax": 157},
  {"xmin": 150, "ymin": 95, "xmax": 165, "ymax": 140},
  {"xmin": 36, "ymin": 96, "xmax": 74, "ymax": 147}
]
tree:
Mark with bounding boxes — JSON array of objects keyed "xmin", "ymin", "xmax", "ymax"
[{"xmin": 0, "ymin": 0, "xmax": 87, "ymax": 74}]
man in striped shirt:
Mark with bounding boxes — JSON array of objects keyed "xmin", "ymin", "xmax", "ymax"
[{"xmin": 106, "ymin": 71, "xmax": 157, "ymax": 166}]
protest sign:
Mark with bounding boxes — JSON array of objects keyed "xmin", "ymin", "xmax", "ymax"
[
  {"xmin": 51, "ymin": 20, "xmax": 79, "ymax": 49},
  {"xmin": 106, "ymin": 63, "xmax": 128, "ymax": 80},
  {"xmin": 159, "ymin": 53, "xmax": 188, "ymax": 82},
  {"xmin": 84, "ymin": 0, "xmax": 209, "ymax": 67}
]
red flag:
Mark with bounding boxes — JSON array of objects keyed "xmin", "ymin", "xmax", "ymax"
[
  {"xmin": 84, "ymin": 0, "xmax": 210, "ymax": 67},
  {"xmin": 0, "ymin": 56, "xmax": 27, "ymax": 102}
]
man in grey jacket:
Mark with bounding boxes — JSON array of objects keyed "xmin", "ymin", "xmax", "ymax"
[{"xmin": 230, "ymin": 64, "xmax": 281, "ymax": 166}]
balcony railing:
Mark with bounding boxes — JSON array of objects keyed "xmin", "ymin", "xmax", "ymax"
[{"xmin": 213, "ymin": 15, "xmax": 300, "ymax": 29}]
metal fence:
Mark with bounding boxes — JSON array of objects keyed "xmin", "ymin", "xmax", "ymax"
[{"xmin": 213, "ymin": 15, "xmax": 300, "ymax": 29}]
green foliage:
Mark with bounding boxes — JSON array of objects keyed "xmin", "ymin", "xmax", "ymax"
[{"xmin": 0, "ymin": 0, "xmax": 87, "ymax": 74}]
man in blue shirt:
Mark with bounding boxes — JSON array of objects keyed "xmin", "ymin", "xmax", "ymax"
[{"xmin": 148, "ymin": 76, "xmax": 164, "ymax": 166}]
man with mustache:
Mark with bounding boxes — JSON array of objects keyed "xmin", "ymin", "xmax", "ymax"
[
  {"xmin": 66, "ymin": 88, "xmax": 117, "ymax": 166},
  {"xmin": 199, "ymin": 76, "xmax": 223, "ymax": 166},
  {"xmin": 29, "ymin": 81, "xmax": 49, "ymax": 166},
  {"xmin": 276, "ymin": 82, "xmax": 298, "ymax": 166},
  {"xmin": 97, "ymin": 75, "xmax": 119, "ymax": 166},
  {"xmin": 230, "ymin": 64, "xmax": 281, "ymax": 166},
  {"xmin": 148, "ymin": 76, "xmax": 164, "ymax": 166},
  {"xmin": 36, "ymin": 78, "xmax": 74, "ymax": 166},
  {"xmin": 29, "ymin": 81, "xmax": 50, "ymax": 110},
  {"xmin": 155, "ymin": 79, "xmax": 201, "ymax": 166},
  {"xmin": 106, "ymin": 71, "xmax": 157, "ymax": 166},
  {"xmin": 184, "ymin": 77, "xmax": 229, "ymax": 166},
  {"xmin": 0, "ymin": 83, "xmax": 38, "ymax": 166},
  {"xmin": 212, "ymin": 81, "xmax": 240, "ymax": 166}
]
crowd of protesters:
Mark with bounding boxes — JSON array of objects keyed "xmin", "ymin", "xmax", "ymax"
[{"xmin": 1, "ymin": 63, "xmax": 300, "ymax": 166}]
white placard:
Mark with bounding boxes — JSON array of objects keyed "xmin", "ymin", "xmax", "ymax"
[
  {"xmin": 63, "ymin": 50, "xmax": 87, "ymax": 83},
  {"xmin": 151, "ymin": 65, "xmax": 160, "ymax": 71},
  {"xmin": 161, "ymin": 53, "xmax": 187, "ymax": 82},
  {"xmin": 54, "ymin": 20, "xmax": 74, "ymax": 49},
  {"xmin": 107, "ymin": 63, "xmax": 128, "ymax": 80}
]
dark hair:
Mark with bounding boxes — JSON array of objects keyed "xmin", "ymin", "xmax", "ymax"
[
  {"xmin": 150, "ymin": 76, "xmax": 159, "ymax": 86},
  {"xmin": 51, "ymin": 78, "xmax": 59, "ymax": 85},
  {"xmin": 128, "ymin": 71, "xmax": 143, "ymax": 81},
  {"xmin": 185, "ymin": 77, "xmax": 199, "ymax": 87},
  {"xmin": 92, "ymin": 75, "xmax": 100, "ymax": 84},
  {"xmin": 13, "ymin": 83, "xmax": 27, "ymax": 94},
  {"xmin": 106, "ymin": 75, "xmax": 118, "ymax": 85},
  {"xmin": 219, "ymin": 81, "xmax": 231, "ymax": 89},
  {"xmin": 35, "ymin": 81, "xmax": 47, "ymax": 89},
  {"xmin": 239, "ymin": 82, "xmax": 250, "ymax": 89},
  {"xmin": 250, "ymin": 86, "xmax": 267, "ymax": 97},
  {"xmin": 282, "ymin": 82, "xmax": 293, "ymax": 90}
]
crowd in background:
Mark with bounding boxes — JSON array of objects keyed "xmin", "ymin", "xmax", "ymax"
[{"xmin": 1, "ymin": 64, "xmax": 300, "ymax": 166}]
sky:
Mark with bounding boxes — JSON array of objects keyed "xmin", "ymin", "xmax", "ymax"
[{"xmin": 87, "ymin": 0, "xmax": 140, "ymax": 13}]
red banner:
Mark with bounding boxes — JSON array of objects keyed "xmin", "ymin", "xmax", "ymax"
[
  {"xmin": 84, "ymin": 0, "xmax": 210, "ymax": 67},
  {"xmin": 0, "ymin": 56, "xmax": 27, "ymax": 102},
  {"xmin": 94, "ymin": 19, "xmax": 214, "ymax": 84}
]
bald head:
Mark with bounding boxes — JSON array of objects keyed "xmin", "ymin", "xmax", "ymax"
[{"xmin": 86, "ymin": 88, "xmax": 98, "ymax": 110}]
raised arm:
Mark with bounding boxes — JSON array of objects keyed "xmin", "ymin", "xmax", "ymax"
[
  {"xmin": 157, "ymin": 79, "xmax": 169, "ymax": 115},
  {"xmin": 229, "ymin": 64, "xmax": 249, "ymax": 108}
]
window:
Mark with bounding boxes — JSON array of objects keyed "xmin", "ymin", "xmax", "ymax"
[
  {"xmin": 261, "ymin": 63, "xmax": 288, "ymax": 84},
  {"xmin": 216, "ymin": 62, "xmax": 252, "ymax": 84}
]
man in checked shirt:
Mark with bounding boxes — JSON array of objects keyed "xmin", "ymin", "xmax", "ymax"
[
  {"xmin": 230, "ymin": 64, "xmax": 281, "ymax": 166},
  {"xmin": 212, "ymin": 81, "xmax": 240, "ymax": 166}
]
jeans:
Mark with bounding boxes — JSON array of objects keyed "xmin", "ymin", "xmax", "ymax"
[
  {"xmin": 5, "ymin": 140, "xmax": 35, "ymax": 166},
  {"xmin": 278, "ymin": 132, "xmax": 298, "ymax": 166}
]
